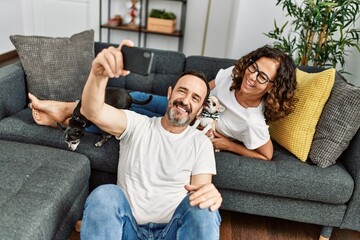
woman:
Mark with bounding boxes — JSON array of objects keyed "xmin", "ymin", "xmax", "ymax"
[
  {"xmin": 208, "ymin": 45, "xmax": 297, "ymax": 160},
  {"xmin": 29, "ymin": 45, "xmax": 297, "ymax": 161}
]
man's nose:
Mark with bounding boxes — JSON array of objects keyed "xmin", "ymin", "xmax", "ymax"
[{"xmin": 182, "ymin": 95, "xmax": 191, "ymax": 105}]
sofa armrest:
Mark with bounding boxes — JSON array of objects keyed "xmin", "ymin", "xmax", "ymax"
[
  {"xmin": 0, "ymin": 62, "xmax": 27, "ymax": 120},
  {"xmin": 340, "ymin": 128, "xmax": 360, "ymax": 231}
]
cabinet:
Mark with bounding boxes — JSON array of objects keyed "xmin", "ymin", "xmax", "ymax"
[{"xmin": 99, "ymin": 0, "xmax": 187, "ymax": 52}]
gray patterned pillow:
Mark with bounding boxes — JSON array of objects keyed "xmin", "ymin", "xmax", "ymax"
[
  {"xmin": 310, "ymin": 72, "xmax": 360, "ymax": 168},
  {"xmin": 10, "ymin": 30, "xmax": 94, "ymax": 101}
]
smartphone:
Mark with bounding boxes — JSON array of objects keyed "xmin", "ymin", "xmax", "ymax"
[{"xmin": 121, "ymin": 45, "xmax": 154, "ymax": 76}]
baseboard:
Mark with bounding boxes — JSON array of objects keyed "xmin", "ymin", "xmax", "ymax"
[{"xmin": 0, "ymin": 50, "xmax": 18, "ymax": 63}]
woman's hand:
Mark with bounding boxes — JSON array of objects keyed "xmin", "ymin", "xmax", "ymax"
[{"xmin": 210, "ymin": 130, "xmax": 232, "ymax": 151}]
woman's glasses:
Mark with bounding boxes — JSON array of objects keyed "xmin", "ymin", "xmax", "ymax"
[{"xmin": 247, "ymin": 60, "xmax": 274, "ymax": 84}]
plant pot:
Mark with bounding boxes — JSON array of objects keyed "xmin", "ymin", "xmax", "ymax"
[{"xmin": 147, "ymin": 17, "xmax": 176, "ymax": 33}]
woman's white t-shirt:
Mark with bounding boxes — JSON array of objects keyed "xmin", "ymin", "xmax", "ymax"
[{"xmin": 211, "ymin": 66, "xmax": 270, "ymax": 150}]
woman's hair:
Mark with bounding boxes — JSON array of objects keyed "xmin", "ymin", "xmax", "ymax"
[{"xmin": 231, "ymin": 45, "xmax": 298, "ymax": 122}]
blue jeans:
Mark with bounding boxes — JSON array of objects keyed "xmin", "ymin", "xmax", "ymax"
[
  {"xmin": 81, "ymin": 184, "xmax": 221, "ymax": 240},
  {"xmin": 129, "ymin": 91, "xmax": 167, "ymax": 117}
]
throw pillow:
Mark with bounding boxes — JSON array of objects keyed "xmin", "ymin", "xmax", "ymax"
[
  {"xmin": 10, "ymin": 30, "xmax": 94, "ymax": 101},
  {"xmin": 309, "ymin": 73, "xmax": 360, "ymax": 168},
  {"xmin": 269, "ymin": 68, "xmax": 335, "ymax": 161}
]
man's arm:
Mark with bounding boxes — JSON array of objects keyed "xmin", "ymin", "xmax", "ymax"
[
  {"xmin": 185, "ymin": 174, "xmax": 222, "ymax": 211},
  {"xmin": 81, "ymin": 40, "xmax": 134, "ymax": 137}
]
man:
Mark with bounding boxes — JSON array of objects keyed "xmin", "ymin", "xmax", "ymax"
[{"xmin": 80, "ymin": 40, "xmax": 222, "ymax": 239}]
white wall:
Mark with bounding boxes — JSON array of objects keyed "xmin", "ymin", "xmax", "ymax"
[
  {"xmin": 1, "ymin": 0, "xmax": 359, "ymax": 85},
  {"xmin": 0, "ymin": 0, "xmax": 25, "ymax": 53},
  {"xmin": 0, "ymin": 0, "xmax": 99, "ymax": 53}
]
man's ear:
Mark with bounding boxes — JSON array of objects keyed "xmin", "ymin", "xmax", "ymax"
[{"xmin": 167, "ymin": 86, "xmax": 172, "ymax": 100}]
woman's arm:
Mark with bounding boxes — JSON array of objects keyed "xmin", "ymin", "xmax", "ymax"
[{"xmin": 211, "ymin": 131, "xmax": 273, "ymax": 160}]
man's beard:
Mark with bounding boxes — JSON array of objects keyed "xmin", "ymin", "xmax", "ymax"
[{"xmin": 167, "ymin": 99, "xmax": 194, "ymax": 127}]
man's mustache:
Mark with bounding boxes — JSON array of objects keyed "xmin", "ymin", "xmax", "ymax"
[{"xmin": 173, "ymin": 99, "xmax": 191, "ymax": 114}]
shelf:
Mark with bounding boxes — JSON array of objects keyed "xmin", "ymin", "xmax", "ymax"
[
  {"xmin": 100, "ymin": 0, "xmax": 187, "ymax": 51},
  {"xmin": 101, "ymin": 24, "xmax": 183, "ymax": 37}
]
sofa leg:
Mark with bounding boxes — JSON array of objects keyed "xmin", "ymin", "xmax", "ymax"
[
  {"xmin": 75, "ymin": 220, "xmax": 82, "ymax": 233},
  {"xmin": 319, "ymin": 226, "xmax": 333, "ymax": 240}
]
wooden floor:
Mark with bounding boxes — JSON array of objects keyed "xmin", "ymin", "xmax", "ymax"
[{"xmin": 69, "ymin": 210, "xmax": 360, "ymax": 240}]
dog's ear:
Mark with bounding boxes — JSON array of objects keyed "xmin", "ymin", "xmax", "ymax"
[
  {"xmin": 57, "ymin": 122, "xmax": 67, "ymax": 131},
  {"xmin": 72, "ymin": 114, "xmax": 87, "ymax": 128},
  {"xmin": 81, "ymin": 122, "xmax": 87, "ymax": 128},
  {"xmin": 217, "ymin": 105, "xmax": 225, "ymax": 113}
]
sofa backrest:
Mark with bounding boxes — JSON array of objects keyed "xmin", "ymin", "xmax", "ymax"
[
  {"xmin": 95, "ymin": 42, "xmax": 185, "ymax": 96},
  {"xmin": 95, "ymin": 42, "xmax": 237, "ymax": 96},
  {"xmin": 185, "ymin": 56, "xmax": 236, "ymax": 81}
]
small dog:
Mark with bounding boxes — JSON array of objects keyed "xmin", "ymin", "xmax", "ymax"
[
  {"xmin": 58, "ymin": 87, "xmax": 153, "ymax": 151},
  {"xmin": 193, "ymin": 95, "xmax": 225, "ymax": 136}
]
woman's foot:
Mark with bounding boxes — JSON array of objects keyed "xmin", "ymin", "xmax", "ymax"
[
  {"xmin": 31, "ymin": 108, "xmax": 58, "ymax": 128},
  {"xmin": 28, "ymin": 93, "xmax": 75, "ymax": 123}
]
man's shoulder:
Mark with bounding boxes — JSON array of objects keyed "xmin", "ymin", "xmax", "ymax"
[{"xmin": 187, "ymin": 127, "xmax": 212, "ymax": 145}]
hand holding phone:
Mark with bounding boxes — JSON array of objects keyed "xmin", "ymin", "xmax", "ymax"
[{"xmin": 121, "ymin": 45, "xmax": 154, "ymax": 76}]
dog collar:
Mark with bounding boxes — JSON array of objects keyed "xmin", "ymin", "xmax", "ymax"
[{"xmin": 201, "ymin": 109, "xmax": 220, "ymax": 120}]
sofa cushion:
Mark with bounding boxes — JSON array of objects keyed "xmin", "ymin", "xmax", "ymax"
[
  {"xmin": 269, "ymin": 68, "xmax": 335, "ymax": 161},
  {"xmin": 0, "ymin": 140, "xmax": 90, "ymax": 240},
  {"xmin": 213, "ymin": 142, "xmax": 354, "ymax": 205},
  {"xmin": 184, "ymin": 55, "xmax": 235, "ymax": 81},
  {"xmin": 0, "ymin": 109, "xmax": 119, "ymax": 174},
  {"xmin": 309, "ymin": 73, "xmax": 360, "ymax": 168},
  {"xmin": 10, "ymin": 30, "xmax": 94, "ymax": 102}
]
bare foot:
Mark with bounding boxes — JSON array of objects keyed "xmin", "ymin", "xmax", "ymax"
[
  {"xmin": 31, "ymin": 109, "xmax": 58, "ymax": 128},
  {"xmin": 28, "ymin": 93, "xmax": 76, "ymax": 123}
]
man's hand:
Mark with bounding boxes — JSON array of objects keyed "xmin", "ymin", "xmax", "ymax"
[
  {"xmin": 185, "ymin": 183, "xmax": 222, "ymax": 211},
  {"xmin": 91, "ymin": 40, "xmax": 134, "ymax": 78}
]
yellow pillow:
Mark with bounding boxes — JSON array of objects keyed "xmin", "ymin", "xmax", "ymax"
[{"xmin": 269, "ymin": 68, "xmax": 335, "ymax": 161}]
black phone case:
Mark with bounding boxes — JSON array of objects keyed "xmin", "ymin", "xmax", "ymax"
[{"xmin": 121, "ymin": 45, "xmax": 154, "ymax": 76}]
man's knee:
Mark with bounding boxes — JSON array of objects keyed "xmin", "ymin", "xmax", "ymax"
[
  {"xmin": 86, "ymin": 184, "xmax": 127, "ymax": 209},
  {"xmin": 188, "ymin": 205, "xmax": 221, "ymax": 224},
  {"xmin": 179, "ymin": 195, "xmax": 221, "ymax": 225}
]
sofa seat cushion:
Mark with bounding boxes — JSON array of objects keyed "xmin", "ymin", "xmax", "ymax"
[
  {"xmin": 213, "ymin": 142, "xmax": 354, "ymax": 205},
  {"xmin": 0, "ymin": 140, "xmax": 90, "ymax": 240},
  {"xmin": 0, "ymin": 109, "xmax": 119, "ymax": 174}
]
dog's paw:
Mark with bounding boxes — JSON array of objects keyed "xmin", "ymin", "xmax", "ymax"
[{"xmin": 95, "ymin": 141, "xmax": 103, "ymax": 147}]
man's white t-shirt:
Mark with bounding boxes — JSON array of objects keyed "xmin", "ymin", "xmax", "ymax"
[
  {"xmin": 211, "ymin": 66, "xmax": 270, "ymax": 150},
  {"xmin": 116, "ymin": 110, "xmax": 216, "ymax": 224}
]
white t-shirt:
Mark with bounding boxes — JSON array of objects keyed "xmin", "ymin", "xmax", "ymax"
[
  {"xmin": 116, "ymin": 110, "xmax": 216, "ymax": 224},
  {"xmin": 211, "ymin": 66, "xmax": 270, "ymax": 150}
]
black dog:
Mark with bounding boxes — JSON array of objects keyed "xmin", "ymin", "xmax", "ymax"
[{"xmin": 58, "ymin": 87, "xmax": 152, "ymax": 151}]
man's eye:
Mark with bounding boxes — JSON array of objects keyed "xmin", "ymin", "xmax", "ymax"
[{"xmin": 193, "ymin": 96, "xmax": 200, "ymax": 102}]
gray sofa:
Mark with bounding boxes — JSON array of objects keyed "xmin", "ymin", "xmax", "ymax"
[{"xmin": 0, "ymin": 42, "xmax": 359, "ymax": 239}]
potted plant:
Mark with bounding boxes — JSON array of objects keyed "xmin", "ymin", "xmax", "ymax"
[
  {"xmin": 265, "ymin": 0, "xmax": 360, "ymax": 73},
  {"xmin": 147, "ymin": 9, "xmax": 176, "ymax": 34}
]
